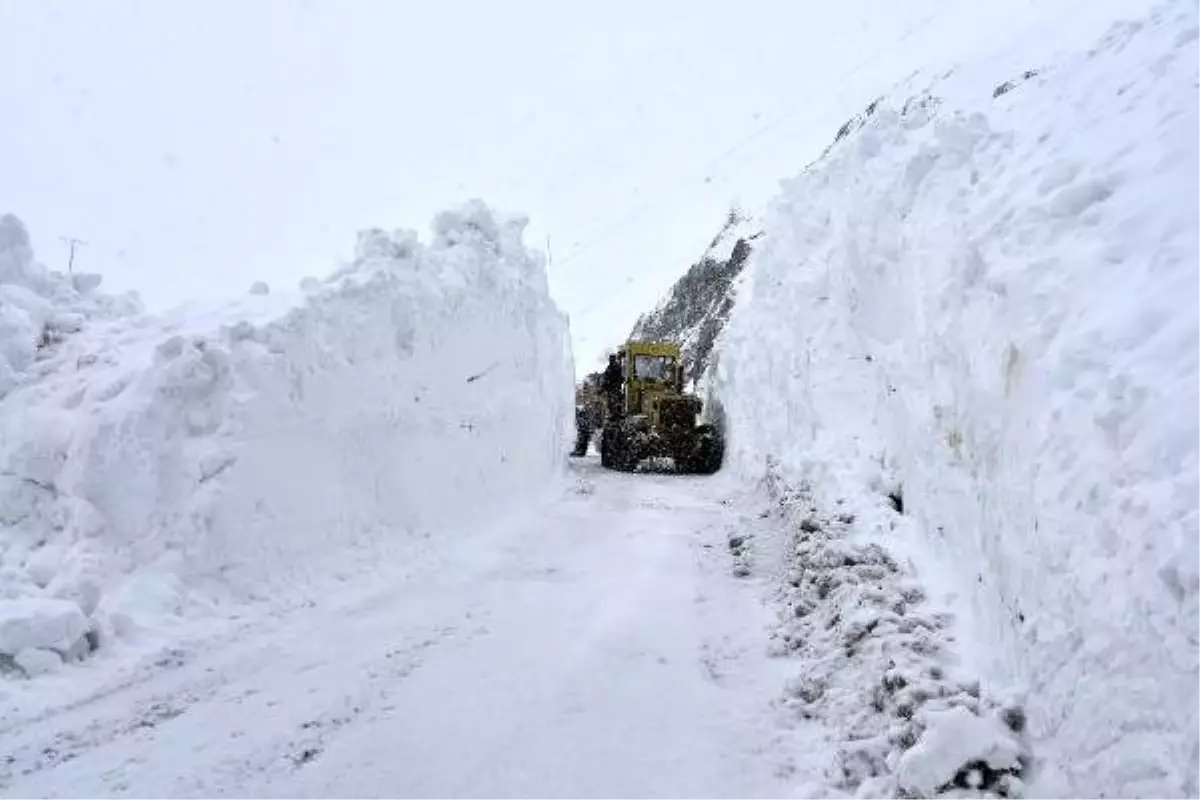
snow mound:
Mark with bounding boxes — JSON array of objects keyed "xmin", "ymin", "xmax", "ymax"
[
  {"xmin": 897, "ymin": 707, "xmax": 1021, "ymax": 797},
  {"xmin": 714, "ymin": 3, "xmax": 1197, "ymax": 797},
  {"xmin": 766, "ymin": 473, "xmax": 1027, "ymax": 798},
  {"xmin": 0, "ymin": 201, "xmax": 574, "ymax": 665}
]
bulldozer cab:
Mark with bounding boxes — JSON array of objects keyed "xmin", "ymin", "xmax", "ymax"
[{"xmin": 619, "ymin": 341, "xmax": 684, "ymax": 419}]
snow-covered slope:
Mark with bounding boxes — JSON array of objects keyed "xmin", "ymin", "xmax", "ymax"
[
  {"xmin": 712, "ymin": 2, "xmax": 1198, "ymax": 797},
  {"xmin": 630, "ymin": 210, "xmax": 760, "ymax": 387},
  {"xmin": 0, "ymin": 202, "xmax": 573, "ymax": 676}
]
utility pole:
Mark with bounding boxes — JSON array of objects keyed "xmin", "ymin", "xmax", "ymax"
[{"xmin": 59, "ymin": 236, "xmax": 87, "ymax": 276}]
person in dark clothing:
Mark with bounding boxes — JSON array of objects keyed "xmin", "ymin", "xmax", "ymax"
[
  {"xmin": 602, "ymin": 354, "xmax": 622, "ymax": 389},
  {"xmin": 572, "ymin": 405, "xmax": 591, "ymax": 457},
  {"xmin": 601, "ymin": 353, "xmax": 624, "ymax": 419},
  {"xmin": 570, "ymin": 374, "xmax": 605, "ymax": 457}
]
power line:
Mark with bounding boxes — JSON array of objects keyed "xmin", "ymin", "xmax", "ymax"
[{"xmin": 59, "ymin": 236, "xmax": 87, "ymax": 276}]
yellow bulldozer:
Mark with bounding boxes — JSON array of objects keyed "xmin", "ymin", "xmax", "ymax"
[{"xmin": 599, "ymin": 341, "xmax": 723, "ymax": 474}]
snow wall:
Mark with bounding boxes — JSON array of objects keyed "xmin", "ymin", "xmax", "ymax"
[
  {"xmin": 0, "ymin": 201, "xmax": 574, "ymax": 658},
  {"xmin": 712, "ymin": 4, "xmax": 1198, "ymax": 797}
]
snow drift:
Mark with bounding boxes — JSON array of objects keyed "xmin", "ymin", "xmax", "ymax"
[
  {"xmin": 712, "ymin": 3, "xmax": 1198, "ymax": 797},
  {"xmin": 0, "ymin": 202, "xmax": 574, "ymax": 673}
]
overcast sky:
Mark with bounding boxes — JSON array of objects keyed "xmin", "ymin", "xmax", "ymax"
[{"xmin": 1, "ymin": 0, "xmax": 1078, "ymax": 371}]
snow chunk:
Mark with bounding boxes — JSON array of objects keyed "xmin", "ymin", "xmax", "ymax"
[
  {"xmin": 897, "ymin": 707, "xmax": 1020, "ymax": 795},
  {"xmin": 248, "ymin": 281, "xmax": 270, "ymax": 296},
  {"xmin": 71, "ymin": 273, "xmax": 103, "ymax": 294},
  {"xmin": 0, "ymin": 213, "xmax": 37, "ymax": 286},
  {"xmin": 14, "ymin": 647, "xmax": 63, "ymax": 676},
  {"xmin": 0, "ymin": 597, "xmax": 89, "ymax": 655},
  {"xmin": 24, "ymin": 546, "xmax": 60, "ymax": 588}
]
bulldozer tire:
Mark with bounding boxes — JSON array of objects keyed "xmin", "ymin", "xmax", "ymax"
[
  {"xmin": 601, "ymin": 424, "xmax": 639, "ymax": 473},
  {"xmin": 600, "ymin": 427, "xmax": 613, "ymax": 468},
  {"xmin": 683, "ymin": 424, "xmax": 724, "ymax": 475}
]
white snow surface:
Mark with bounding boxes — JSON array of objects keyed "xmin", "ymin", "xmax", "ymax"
[
  {"xmin": 713, "ymin": 2, "xmax": 1198, "ymax": 796},
  {"xmin": 0, "ymin": 201, "xmax": 574, "ymax": 695},
  {"xmin": 0, "ymin": 461, "xmax": 816, "ymax": 798}
]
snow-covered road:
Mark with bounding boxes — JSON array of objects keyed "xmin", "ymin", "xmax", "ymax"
[{"xmin": 1, "ymin": 459, "xmax": 812, "ymax": 798}]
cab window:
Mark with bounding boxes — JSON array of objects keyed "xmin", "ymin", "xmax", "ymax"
[{"xmin": 633, "ymin": 354, "xmax": 675, "ymax": 382}]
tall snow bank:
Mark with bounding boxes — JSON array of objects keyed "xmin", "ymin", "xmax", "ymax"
[
  {"xmin": 713, "ymin": 3, "xmax": 1197, "ymax": 797},
  {"xmin": 0, "ymin": 201, "xmax": 574, "ymax": 663}
]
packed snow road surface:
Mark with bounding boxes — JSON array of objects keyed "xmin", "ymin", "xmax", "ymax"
[{"xmin": 0, "ymin": 460, "xmax": 810, "ymax": 798}]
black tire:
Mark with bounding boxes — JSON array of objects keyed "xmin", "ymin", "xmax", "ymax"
[
  {"xmin": 682, "ymin": 424, "xmax": 723, "ymax": 475},
  {"xmin": 611, "ymin": 430, "xmax": 638, "ymax": 473},
  {"xmin": 601, "ymin": 424, "xmax": 639, "ymax": 472}
]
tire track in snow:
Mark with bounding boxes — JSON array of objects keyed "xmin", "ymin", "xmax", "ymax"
[
  {"xmin": 0, "ymin": 600, "xmax": 488, "ymax": 797},
  {"xmin": 238, "ymin": 461, "xmax": 811, "ymax": 799}
]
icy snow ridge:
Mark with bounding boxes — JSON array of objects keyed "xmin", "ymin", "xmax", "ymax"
[
  {"xmin": 715, "ymin": 3, "xmax": 1197, "ymax": 797},
  {"xmin": 0, "ymin": 201, "xmax": 574, "ymax": 677}
]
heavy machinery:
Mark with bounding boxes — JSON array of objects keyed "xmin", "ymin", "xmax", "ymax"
[{"xmin": 598, "ymin": 341, "xmax": 723, "ymax": 474}]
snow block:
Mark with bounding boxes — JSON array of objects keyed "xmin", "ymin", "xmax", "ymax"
[{"xmin": 0, "ymin": 597, "xmax": 89, "ymax": 656}]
